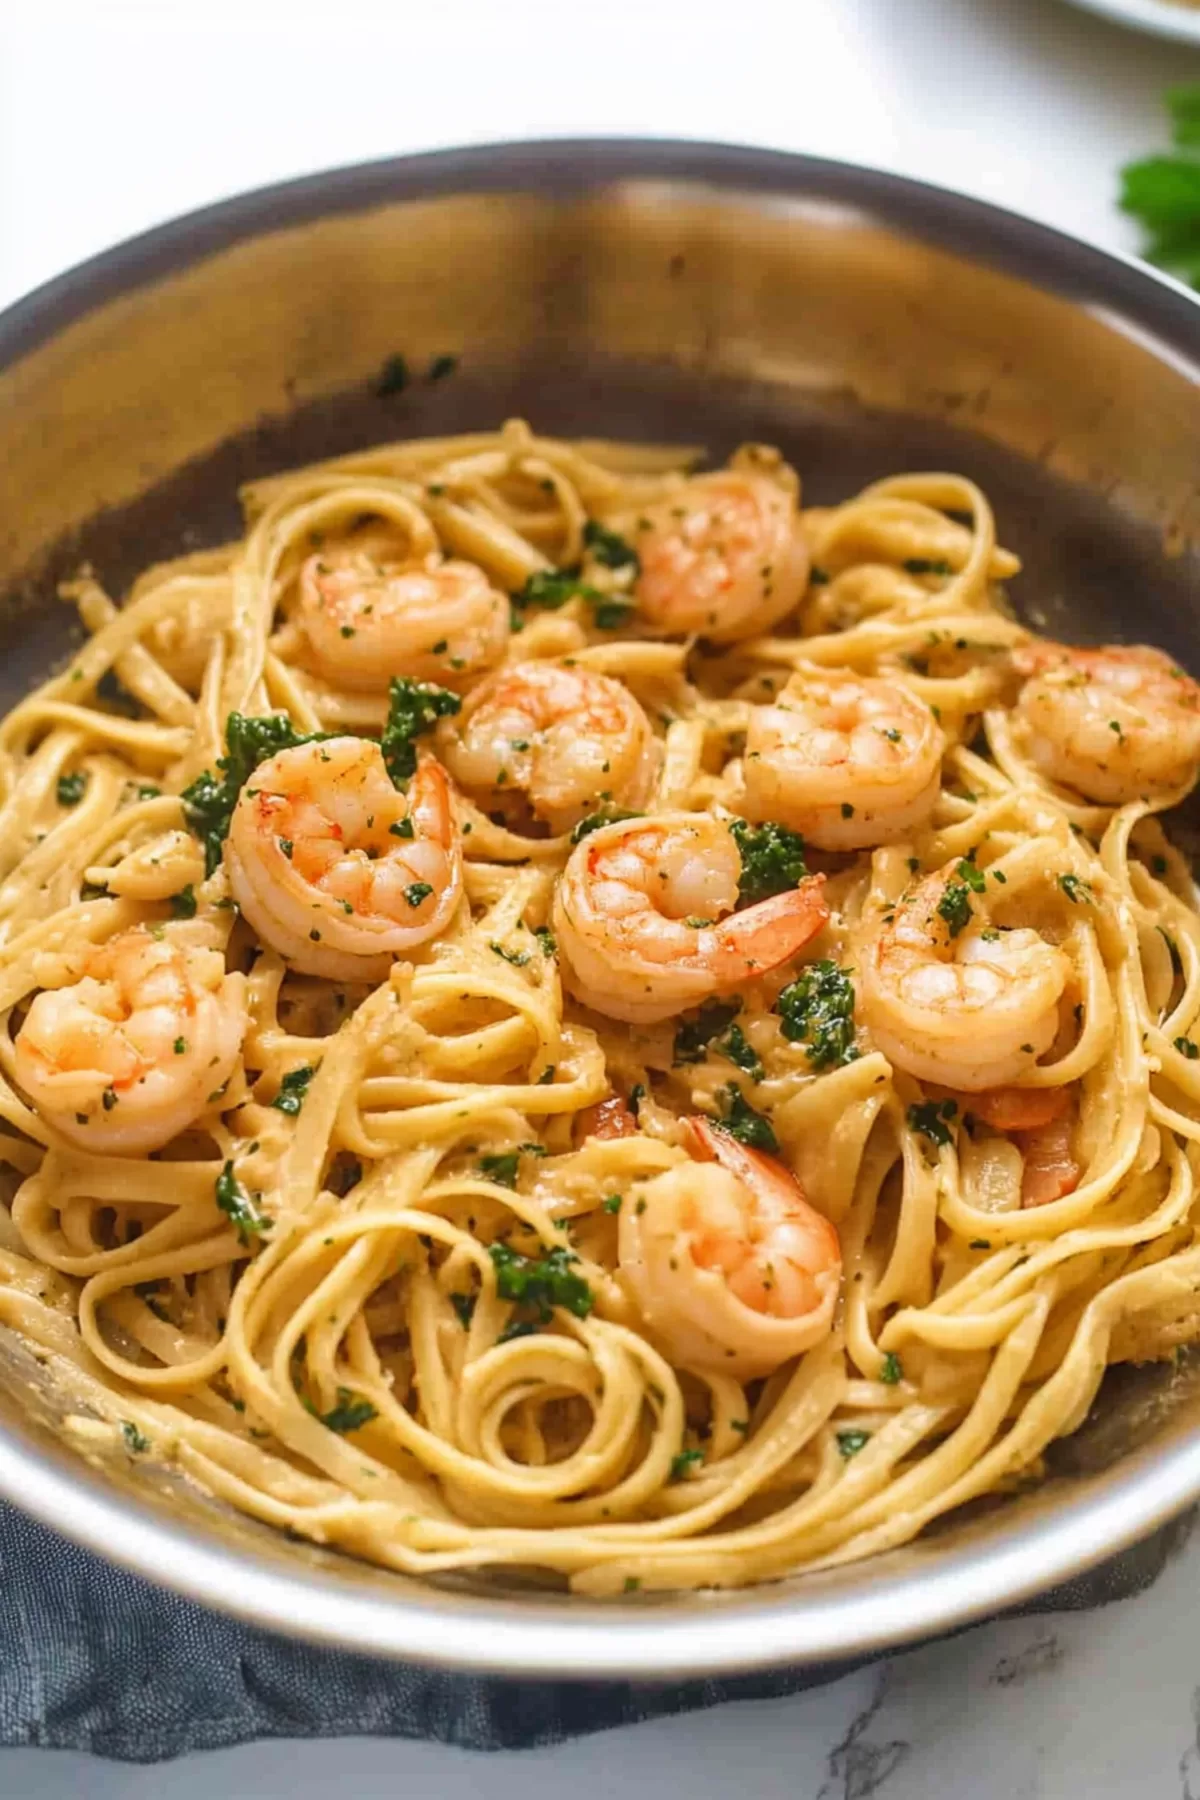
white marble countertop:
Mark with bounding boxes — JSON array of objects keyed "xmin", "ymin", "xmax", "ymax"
[{"xmin": 4, "ymin": 0, "xmax": 1200, "ymax": 1791}]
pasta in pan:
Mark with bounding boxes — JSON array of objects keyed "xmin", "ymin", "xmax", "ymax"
[{"xmin": 1, "ymin": 416, "xmax": 1199, "ymax": 1596}]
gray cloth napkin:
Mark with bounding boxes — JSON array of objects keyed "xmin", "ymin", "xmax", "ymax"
[{"xmin": 0, "ymin": 1501, "xmax": 1191, "ymax": 1762}]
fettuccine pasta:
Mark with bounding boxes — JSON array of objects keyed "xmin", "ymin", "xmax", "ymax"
[{"xmin": 1, "ymin": 417, "xmax": 1198, "ymax": 1596}]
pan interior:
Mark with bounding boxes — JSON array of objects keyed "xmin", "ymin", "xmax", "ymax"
[
  {"xmin": 2, "ymin": 354, "xmax": 1199, "ymax": 1619},
  {"xmin": 2, "ymin": 150, "xmax": 1200, "ymax": 1669}
]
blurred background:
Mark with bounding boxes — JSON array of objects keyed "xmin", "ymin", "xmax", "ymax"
[{"xmin": 3, "ymin": 0, "xmax": 1200, "ymax": 311}]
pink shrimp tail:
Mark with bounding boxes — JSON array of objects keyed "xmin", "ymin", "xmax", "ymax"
[
  {"xmin": 579, "ymin": 1093, "xmax": 639, "ymax": 1142},
  {"xmin": 708, "ymin": 874, "xmax": 828, "ymax": 984}
]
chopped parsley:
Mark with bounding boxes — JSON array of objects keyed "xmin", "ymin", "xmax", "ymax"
[
  {"xmin": 1058, "ymin": 873, "xmax": 1094, "ymax": 905},
  {"xmin": 489, "ymin": 1242, "xmax": 594, "ymax": 1323},
  {"xmin": 907, "ymin": 1098, "xmax": 958, "ymax": 1149},
  {"xmin": 714, "ymin": 1084, "xmax": 778, "ymax": 1153},
  {"xmin": 478, "ymin": 1148, "xmax": 544, "ymax": 1188},
  {"xmin": 776, "ymin": 960, "xmax": 859, "ymax": 1070},
  {"xmin": 513, "ymin": 568, "xmax": 605, "ymax": 613},
  {"xmin": 315, "ymin": 1388, "xmax": 378, "ymax": 1434},
  {"xmin": 121, "ymin": 1421, "xmax": 151, "ymax": 1455},
  {"xmin": 376, "ymin": 353, "xmax": 409, "ymax": 395},
  {"xmin": 1176, "ymin": 1036, "xmax": 1200, "ymax": 1060},
  {"xmin": 717, "ymin": 1023, "xmax": 764, "ymax": 1080},
  {"xmin": 592, "ymin": 596, "xmax": 634, "ymax": 631},
  {"xmin": 673, "ymin": 999, "xmax": 742, "ymax": 1066},
  {"xmin": 403, "ymin": 881, "xmax": 434, "ymax": 908},
  {"xmin": 728, "ymin": 817, "xmax": 808, "ymax": 905},
  {"xmin": 490, "ymin": 941, "xmax": 530, "ymax": 967},
  {"xmin": 583, "ymin": 519, "xmax": 640, "ymax": 571},
  {"xmin": 56, "ymin": 772, "xmax": 87, "ymax": 806},
  {"xmin": 427, "ymin": 353, "xmax": 458, "ymax": 381},
  {"xmin": 215, "ymin": 1160, "xmax": 271, "ymax": 1240},
  {"xmin": 169, "ymin": 884, "xmax": 197, "ymax": 919},
  {"xmin": 570, "ymin": 806, "xmax": 643, "ymax": 845},
  {"xmin": 902, "ymin": 558, "xmax": 952, "ymax": 577},
  {"xmin": 837, "ymin": 1429, "xmax": 871, "ymax": 1458},
  {"xmin": 669, "ymin": 1448, "xmax": 705, "ymax": 1481},
  {"xmin": 533, "ymin": 925, "xmax": 557, "ymax": 957},
  {"xmin": 272, "ymin": 1065, "xmax": 317, "ymax": 1116},
  {"xmin": 880, "ymin": 1352, "xmax": 903, "ymax": 1385},
  {"xmin": 183, "ymin": 711, "xmax": 323, "ymax": 876},
  {"xmin": 601, "ymin": 1193, "xmax": 623, "ymax": 1214},
  {"xmin": 381, "ymin": 677, "xmax": 461, "ymax": 785},
  {"xmin": 936, "ymin": 859, "xmax": 986, "ymax": 938}
]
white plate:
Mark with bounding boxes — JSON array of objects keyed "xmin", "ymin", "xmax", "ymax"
[{"xmin": 1064, "ymin": 0, "xmax": 1200, "ymax": 44}]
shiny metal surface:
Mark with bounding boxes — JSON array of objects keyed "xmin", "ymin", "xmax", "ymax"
[{"xmin": 2, "ymin": 141, "xmax": 1200, "ymax": 1678}]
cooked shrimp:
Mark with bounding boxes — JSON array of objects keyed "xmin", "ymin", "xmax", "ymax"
[
  {"xmin": 1012, "ymin": 642, "xmax": 1200, "ymax": 804},
  {"xmin": 619, "ymin": 1116, "xmax": 841, "ymax": 1377},
  {"xmin": 858, "ymin": 862, "xmax": 1070, "ymax": 1090},
  {"xmin": 743, "ymin": 667, "xmax": 945, "ymax": 850},
  {"xmin": 577, "ymin": 1094, "xmax": 639, "ymax": 1142},
  {"xmin": 941, "ymin": 1083, "xmax": 1079, "ymax": 1204},
  {"xmin": 1015, "ymin": 1109, "xmax": 1080, "ymax": 1208},
  {"xmin": 554, "ymin": 812, "xmax": 828, "ymax": 1024},
  {"xmin": 436, "ymin": 661, "xmax": 656, "ymax": 834},
  {"xmin": 958, "ymin": 1084, "xmax": 1071, "ymax": 1132},
  {"xmin": 298, "ymin": 549, "xmax": 509, "ymax": 690},
  {"xmin": 227, "ymin": 739, "xmax": 461, "ymax": 982},
  {"xmin": 629, "ymin": 471, "xmax": 809, "ymax": 642},
  {"xmin": 13, "ymin": 927, "xmax": 247, "ymax": 1154}
]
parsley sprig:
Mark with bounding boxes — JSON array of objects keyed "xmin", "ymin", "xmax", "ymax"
[
  {"xmin": 776, "ymin": 960, "xmax": 859, "ymax": 1070},
  {"xmin": 728, "ymin": 818, "xmax": 808, "ymax": 905},
  {"xmin": 380, "ymin": 677, "xmax": 461, "ymax": 785},
  {"xmin": 1121, "ymin": 87, "xmax": 1200, "ymax": 287},
  {"xmin": 183, "ymin": 712, "xmax": 323, "ymax": 877},
  {"xmin": 489, "ymin": 1242, "xmax": 594, "ymax": 1329}
]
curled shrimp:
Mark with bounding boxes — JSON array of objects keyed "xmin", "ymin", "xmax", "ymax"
[
  {"xmin": 627, "ymin": 471, "xmax": 809, "ymax": 642},
  {"xmin": 743, "ymin": 667, "xmax": 945, "ymax": 850},
  {"xmin": 436, "ymin": 660, "xmax": 656, "ymax": 834},
  {"xmin": 13, "ymin": 926, "xmax": 247, "ymax": 1155},
  {"xmin": 1012, "ymin": 641, "xmax": 1200, "ymax": 803},
  {"xmin": 619, "ymin": 1117, "xmax": 841, "ymax": 1377},
  {"xmin": 553, "ymin": 812, "xmax": 828, "ymax": 1024},
  {"xmin": 227, "ymin": 739, "xmax": 462, "ymax": 982},
  {"xmin": 298, "ymin": 549, "xmax": 509, "ymax": 690},
  {"xmin": 858, "ymin": 861, "xmax": 1070, "ymax": 1090},
  {"xmin": 941, "ymin": 1083, "xmax": 1080, "ymax": 1206}
]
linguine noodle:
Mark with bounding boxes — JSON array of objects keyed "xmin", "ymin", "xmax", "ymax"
[{"xmin": 0, "ymin": 417, "xmax": 1198, "ymax": 1597}]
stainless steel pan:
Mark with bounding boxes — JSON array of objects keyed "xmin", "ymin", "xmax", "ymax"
[{"xmin": 2, "ymin": 141, "xmax": 1200, "ymax": 1678}]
